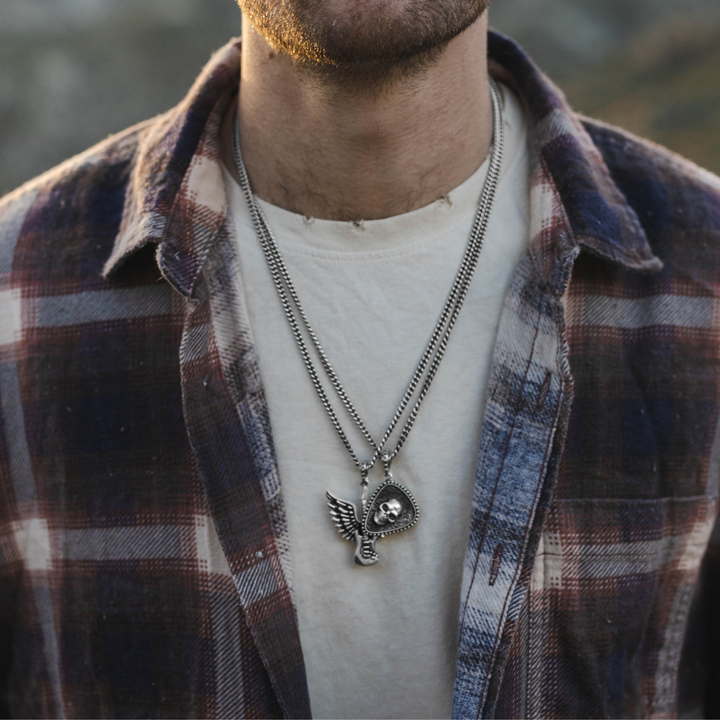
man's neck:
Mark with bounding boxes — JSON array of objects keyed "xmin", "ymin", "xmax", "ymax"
[{"xmin": 221, "ymin": 13, "xmax": 491, "ymax": 222}]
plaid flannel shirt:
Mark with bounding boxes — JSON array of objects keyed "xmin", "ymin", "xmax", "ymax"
[{"xmin": 1, "ymin": 30, "xmax": 720, "ymax": 719}]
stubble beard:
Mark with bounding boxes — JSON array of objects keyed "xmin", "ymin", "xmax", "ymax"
[{"xmin": 238, "ymin": 0, "xmax": 491, "ymax": 92}]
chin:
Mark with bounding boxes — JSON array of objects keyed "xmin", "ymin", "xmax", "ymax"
[{"xmin": 240, "ymin": 0, "xmax": 489, "ymax": 68}]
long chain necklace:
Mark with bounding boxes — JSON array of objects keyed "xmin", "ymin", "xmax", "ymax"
[{"xmin": 231, "ymin": 78, "xmax": 504, "ymax": 566}]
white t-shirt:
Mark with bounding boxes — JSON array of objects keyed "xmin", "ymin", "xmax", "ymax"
[{"xmin": 224, "ymin": 83, "xmax": 530, "ymax": 719}]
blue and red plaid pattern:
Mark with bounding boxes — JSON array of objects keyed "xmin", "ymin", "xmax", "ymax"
[{"xmin": 0, "ymin": 30, "xmax": 719, "ymax": 719}]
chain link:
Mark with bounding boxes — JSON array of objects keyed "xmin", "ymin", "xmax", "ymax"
[{"xmin": 231, "ymin": 78, "xmax": 505, "ymax": 478}]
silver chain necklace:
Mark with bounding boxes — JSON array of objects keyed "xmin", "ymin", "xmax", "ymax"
[{"xmin": 231, "ymin": 77, "xmax": 504, "ymax": 565}]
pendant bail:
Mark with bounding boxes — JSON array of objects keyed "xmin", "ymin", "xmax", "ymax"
[
  {"xmin": 360, "ymin": 461, "xmax": 371, "ymax": 509},
  {"xmin": 382, "ymin": 452, "xmax": 393, "ymax": 482}
]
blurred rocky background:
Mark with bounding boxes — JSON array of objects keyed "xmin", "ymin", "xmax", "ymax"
[{"xmin": 1, "ymin": 0, "xmax": 719, "ymax": 196}]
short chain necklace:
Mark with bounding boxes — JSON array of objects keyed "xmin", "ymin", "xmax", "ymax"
[{"xmin": 232, "ymin": 78, "xmax": 504, "ymax": 566}]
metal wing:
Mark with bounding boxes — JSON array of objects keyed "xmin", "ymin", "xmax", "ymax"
[{"xmin": 326, "ymin": 491, "xmax": 360, "ymax": 542}]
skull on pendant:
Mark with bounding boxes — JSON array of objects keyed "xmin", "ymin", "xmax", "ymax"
[{"xmin": 374, "ymin": 498, "xmax": 402, "ymax": 526}]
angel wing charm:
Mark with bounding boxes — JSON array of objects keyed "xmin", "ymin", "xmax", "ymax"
[
  {"xmin": 326, "ymin": 492, "xmax": 379, "ymax": 565},
  {"xmin": 326, "ymin": 481, "xmax": 419, "ymax": 566}
]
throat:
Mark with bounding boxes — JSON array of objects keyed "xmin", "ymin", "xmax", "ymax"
[{"xmin": 227, "ymin": 106, "xmax": 493, "ymax": 221}]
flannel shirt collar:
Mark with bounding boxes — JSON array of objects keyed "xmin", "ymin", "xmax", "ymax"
[
  {"xmin": 103, "ymin": 31, "xmax": 661, "ymax": 290},
  {"xmin": 103, "ymin": 39, "xmax": 240, "ymax": 292}
]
